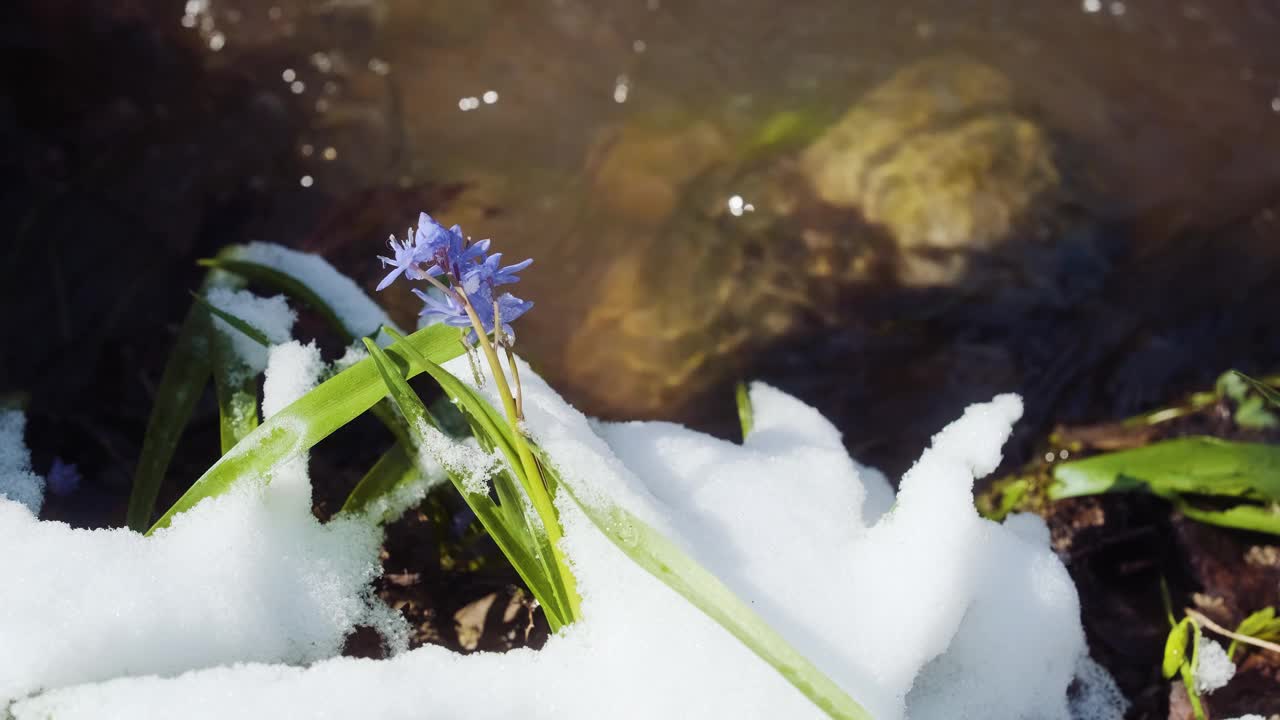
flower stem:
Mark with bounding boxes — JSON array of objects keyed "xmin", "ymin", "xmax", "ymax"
[{"xmin": 458, "ymin": 292, "xmax": 581, "ymax": 620}]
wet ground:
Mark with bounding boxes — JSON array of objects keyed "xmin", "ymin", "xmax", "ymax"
[{"xmin": 3, "ymin": 1, "xmax": 1280, "ymax": 717}]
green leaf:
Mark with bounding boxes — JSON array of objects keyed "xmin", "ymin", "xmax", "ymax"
[
  {"xmin": 191, "ymin": 291, "xmax": 272, "ymax": 348},
  {"xmin": 544, "ymin": 459, "xmax": 873, "ymax": 720},
  {"xmin": 1163, "ymin": 618, "xmax": 1191, "ymax": 679},
  {"xmin": 193, "ymin": 292, "xmax": 269, "ymax": 455},
  {"xmin": 199, "ymin": 257, "xmax": 357, "ymax": 342},
  {"xmin": 148, "ymin": 323, "xmax": 465, "ymax": 533},
  {"xmin": 1050, "ymin": 437, "xmax": 1280, "ymax": 502},
  {"xmin": 735, "ymin": 381, "xmax": 754, "ymax": 440},
  {"xmin": 126, "ymin": 303, "xmax": 214, "ymax": 531},
  {"xmin": 361, "ymin": 338, "xmax": 570, "ymax": 630},
  {"xmin": 1219, "ymin": 371, "xmax": 1280, "ymax": 430},
  {"xmin": 379, "ymin": 329, "xmax": 578, "ymax": 626},
  {"xmin": 213, "ymin": 369, "xmax": 259, "ymax": 455},
  {"xmin": 1230, "ymin": 370, "xmax": 1280, "ymax": 409},
  {"xmin": 340, "ymin": 445, "xmax": 420, "ymax": 521},
  {"xmin": 1171, "ymin": 499, "xmax": 1280, "ymax": 535},
  {"xmin": 1229, "ymin": 606, "xmax": 1280, "ymax": 659},
  {"xmin": 1181, "ymin": 621, "xmax": 1206, "ymax": 720}
]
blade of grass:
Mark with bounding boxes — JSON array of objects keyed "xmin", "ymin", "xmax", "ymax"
[
  {"xmin": 339, "ymin": 445, "xmax": 419, "ymax": 521},
  {"xmin": 736, "ymin": 381, "xmax": 754, "ymax": 440},
  {"xmin": 1232, "ymin": 370, "xmax": 1280, "ymax": 408},
  {"xmin": 213, "ymin": 370, "xmax": 259, "ymax": 455},
  {"xmin": 1050, "ymin": 437, "xmax": 1280, "ymax": 501},
  {"xmin": 125, "ymin": 304, "xmax": 213, "ymax": 531},
  {"xmin": 198, "ymin": 257, "xmax": 357, "ymax": 341},
  {"xmin": 380, "ymin": 329, "xmax": 579, "ymax": 623},
  {"xmin": 362, "ymin": 339, "xmax": 569, "ymax": 629},
  {"xmin": 148, "ymin": 323, "xmax": 465, "ymax": 533},
  {"xmin": 539, "ymin": 454, "xmax": 872, "ymax": 720},
  {"xmin": 193, "ymin": 291, "xmax": 271, "ymax": 455},
  {"xmin": 191, "ymin": 291, "xmax": 273, "ymax": 347}
]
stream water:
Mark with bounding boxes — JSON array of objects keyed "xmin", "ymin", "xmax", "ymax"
[{"xmin": 4, "ymin": 0, "xmax": 1280, "ymax": 477}]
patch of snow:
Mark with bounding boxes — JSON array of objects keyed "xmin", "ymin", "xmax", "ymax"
[
  {"xmin": 229, "ymin": 243, "xmax": 397, "ymax": 342},
  {"xmin": 1193, "ymin": 636, "xmax": 1235, "ymax": 694},
  {"xmin": 415, "ymin": 421, "xmax": 501, "ymax": 497},
  {"xmin": 1067, "ymin": 655, "xmax": 1129, "ymax": 720},
  {"xmin": 261, "ymin": 341, "xmax": 324, "ymax": 511},
  {"xmin": 205, "ymin": 288, "xmax": 296, "ymax": 379},
  {"xmin": 0, "ymin": 481, "xmax": 387, "ymax": 705},
  {"xmin": 334, "ymin": 342, "xmax": 369, "ymax": 371},
  {"xmin": 3, "ymin": 355, "xmax": 1119, "ymax": 720},
  {"xmin": 0, "ymin": 411, "xmax": 44, "ymax": 515}
]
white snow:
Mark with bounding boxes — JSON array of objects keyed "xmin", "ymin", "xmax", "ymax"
[
  {"xmin": 205, "ymin": 287, "xmax": 297, "ymax": 378},
  {"xmin": 0, "ymin": 411, "xmax": 44, "ymax": 515},
  {"xmin": 415, "ymin": 420, "xmax": 501, "ymax": 496},
  {"xmin": 0, "ymin": 354, "xmax": 1120, "ymax": 720},
  {"xmin": 229, "ymin": 243, "xmax": 397, "ymax": 342},
  {"xmin": 1193, "ymin": 636, "xmax": 1236, "ymax": 694}
]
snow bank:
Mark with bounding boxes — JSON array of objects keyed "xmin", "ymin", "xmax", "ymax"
[
  {"xmin": 0, "ymin": 346, "xmax": 393, "ymax": 706},
  {"xmin": 3, "ymin": 355, "xmax": 1123, "ymax": 720},
  {"xmin": 205, "ymin": 287, "xmax": 297, "ymax": 378},
  {"xmin": 0, "ymin": 411, "xmax": 43, "ymax": 515}
]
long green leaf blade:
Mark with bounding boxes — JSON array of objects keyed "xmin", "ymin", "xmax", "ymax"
[
  {"xmin": 362, "ymin": 339, "xmax": 568, "ymax": 629},
  {"xmin": 1050, "ymin": 437, "xmax": 1280, "ymax": 501},
  {"xmin": 148, "ymin": 324, "xmax": 465, "ymax": 532},
  {"xmin": 126, "ymin": 305, "xmax": 213, "ymax": 531},
  {"xmin": 545, "ymin": 461, "xmax": 872, "ymax": 720},
  {"xmin": 340, "ymin": 445, "xmax": 419, "ymax": 520}
]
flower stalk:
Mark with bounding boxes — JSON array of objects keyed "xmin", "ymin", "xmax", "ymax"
[{"xmin": 377, "ymin": 212, "xmax": 581, "ymax": 622}]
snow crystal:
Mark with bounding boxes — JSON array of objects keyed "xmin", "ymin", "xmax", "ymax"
[
  {"xmin": 205, "ymin": 288, "xmax": 296, "ymax": 379},
  {"xmin": 7, "ymin": 356, "xmax": 1121, "ymax": 720},
  {"xmin": 0, "ymin": 411, "xmax": 44, "ymax": 515},
  {"xmin": 230, "ymin": 243, "xmax": 397, "ymax": 341},
  {"xmin": 415, "ymin": 421, "xmax": 501, "ymax": 496},
  {"xmin": 1193, "ymin": 636, "xmax": 1235, "ymax": 694}
]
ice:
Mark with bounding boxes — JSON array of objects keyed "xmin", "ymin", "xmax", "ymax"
[
  {"xmin": 3, "ymin": 355, "xmax": 1120, "ymax": 719},
  {"xmin": 0, "ymin": 411, "xmax": 44, "ymax": 515},
  {"xmin": 229, "ymin": 243, "xmax": 397, "ymax": 341},
  {"xmin": 1193, "ymin": 636, "xmax": 1236, "ymax": 694},
  {"xmin": 205, "ymin": 287, "xmax": 297, "ymax": 378}
]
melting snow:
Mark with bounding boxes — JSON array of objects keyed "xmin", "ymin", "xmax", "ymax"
[{"xmin": 1, "ymin": 355, "xmax": 1126, "ymax": 720}]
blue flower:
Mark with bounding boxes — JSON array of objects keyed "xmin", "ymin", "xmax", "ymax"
[
  {"xmin": 461, "ymin": 252, "xmax": 533, "ymax": 296},
  {"xmin": 468, "ymin": 286, "xmax": 534, "ymax": 343},
  {"xmin": 412, "ymin": 287, "xmax": 472, "ymax": 330},
  {"xmin": 47, "ymin": 457, "xmax": 81, "ymax": 496},
  {"xmin": 414, "ymin": 213, "xmax": 490, "ymax": 280},
  {"xmin": 376, "ymin": 231, "xmax": 422, "ymax": 291}
]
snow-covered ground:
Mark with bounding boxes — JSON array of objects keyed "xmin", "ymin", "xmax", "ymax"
[{"xmin": 1, "ymin": 281, "xmax": 1129, "ymax": 719}]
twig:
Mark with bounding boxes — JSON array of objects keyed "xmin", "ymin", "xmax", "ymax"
[{"xmin": 1185, "ymin": 608, "xmax": 1280, "ymax": 655}]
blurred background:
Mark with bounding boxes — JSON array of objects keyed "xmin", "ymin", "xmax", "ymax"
[
  {"xmin": 6, "ymin": 0, "xmax": 1280, "ymax": 480},
  {"xmin": 2, "ymin": 2, "xmax": 1280, "ymax": 712}
]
